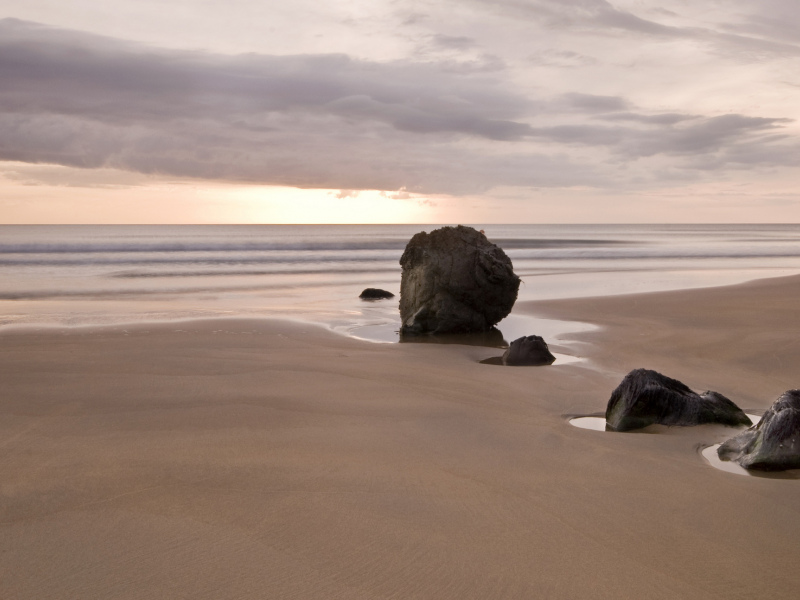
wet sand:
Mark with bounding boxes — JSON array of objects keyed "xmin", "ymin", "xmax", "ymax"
[{"xmin": 2, "ymin": 275, "xmax": 800, "ymax": 599}]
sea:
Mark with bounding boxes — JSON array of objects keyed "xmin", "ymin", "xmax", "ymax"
[{"xmin": 2, "ymin": 224, "xmax": 800, "ymax": 346}]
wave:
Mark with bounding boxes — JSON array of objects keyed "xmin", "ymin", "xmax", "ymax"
[
  {"xmin": 110, "ymin": 267, "xmax": 401, "ymax": 278},
  {"xmin": 0, "ymin": 254, "xmax": 397, "ymax": 266},
  {"xmin": 0, "ymin": 277, "xmax": 399, "ymax": 300},
  {"xmin": 6, "ymin": 246, "xmax": 800, "ymax": 267},
  {"xmin": 0, "ymin": 238, "xmax": 632, "ymax": 255}
]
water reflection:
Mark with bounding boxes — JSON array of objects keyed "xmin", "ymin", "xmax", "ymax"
[
  {"xmin": 479, "ymin": 353, "xmax": 583, "ymax": 366},
  {"xmin": 345, "ymin": 312, "xmax": 594, "ymax": 350}
]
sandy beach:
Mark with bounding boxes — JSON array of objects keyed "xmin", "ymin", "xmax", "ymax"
[{"xmin": 2, "ymin": 275, "xmax": 800, "ymax": 599}]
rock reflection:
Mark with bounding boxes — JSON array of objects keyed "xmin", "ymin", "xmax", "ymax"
[{"xmin": 400, "ymin": 328, "xmax": 508, "ymax": 348}]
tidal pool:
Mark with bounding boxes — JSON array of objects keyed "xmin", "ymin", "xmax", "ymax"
[{"xmin": 568, "ymin": 413, "xmax": 763, "ymax": 433}]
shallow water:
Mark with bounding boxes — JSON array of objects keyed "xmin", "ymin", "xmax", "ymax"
[
  {"xmin": 3, "ymin": 224, "xmax": 800, "ymax": 341},
  {"xmin": 701, "ymin": 444, "xmax": 800, "ymax": 479},
  {"xmin": 346, "ymin": 313, "xmax": 595, "ymax": 347},
  {"xmin": 569, "ymin": 413, "xmax": 763, "ymax": 432}
]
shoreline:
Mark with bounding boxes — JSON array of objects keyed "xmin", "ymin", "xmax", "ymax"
[{"xmin": 2, "ymin": 273, "xmax": 800, "ymax": 598}]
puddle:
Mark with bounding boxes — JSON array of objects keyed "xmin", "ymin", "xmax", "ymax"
[
  {"xmin": 569, "ymin": 415, "xmax": 609, "ymax": 431},
  {"xmin": 479, "ymin": 353, "xmax": 583, "ymax": 366},
  {"xmin": 701, "ymin": 444, "xmax": 800, "ymax": 479},
  {"xmin": 346, "ymin": 312, "xmax": 594, "ymax": 352},
  {"xmin": 568, "ymin": 412, "xmax": 764, "ymax": 433}
]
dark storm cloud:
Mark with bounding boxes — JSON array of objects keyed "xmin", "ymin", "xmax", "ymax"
[{"xmin": 0, "ymin": 18, "xmax": 797, "ymax": 194}]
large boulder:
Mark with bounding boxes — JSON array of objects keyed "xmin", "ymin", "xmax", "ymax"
[
  {"xmin": 605, "ymin": 368, "xmax": 751, "ymax": 432},
  {"xmin": 399, "ymin": 226, "xmax": 520, "ymax": 335},
  {"xmin": 502, "ymin": 335, "xmax": 556, "ymax": 366},
  {"xmin": 717, "ymin": 390, "xmax": 800, "ymax": 471}
]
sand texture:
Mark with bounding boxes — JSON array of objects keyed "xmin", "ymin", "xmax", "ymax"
[{"xmin": 2, "ymin": 275, "xmax": 800, "ymax": 599}]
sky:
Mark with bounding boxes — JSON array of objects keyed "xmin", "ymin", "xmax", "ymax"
[{"xmin": 1, "ymin": 0, "xmax": 799, "ymax": 224}]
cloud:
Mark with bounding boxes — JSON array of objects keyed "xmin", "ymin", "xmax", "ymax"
[
  {"xmin": 526, "ymin": 49, "xmax": 598, "ymax": 67},
  {"xmin": 0, "ymin": 17, "xmax": 797, "ymax": 197},
  {"xmin": 466, "ymin": 0, "xmax": 800, "ymax": 59},
  {"xmin": 428, "ymin": 34, "xmax": 479, "ymax": 50},
  {"xmin": 332, "ymin": 189, "xmax": 360, "ymax": 199},
  {"xmin": 560, "ymin": 92, "xmax": 629, "ymax": 113}
]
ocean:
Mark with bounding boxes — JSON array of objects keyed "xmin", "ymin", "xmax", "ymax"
[{"xmin": 2, "ymin": 224, "xmax": 800, "ymax": 344}]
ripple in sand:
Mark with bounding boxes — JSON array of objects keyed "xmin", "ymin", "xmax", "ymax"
[{"xmin": 568, "ymin": 413, "xmax": 764, "ymax": 433}]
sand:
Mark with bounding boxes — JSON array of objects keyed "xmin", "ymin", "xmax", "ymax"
[{"xmin": 2, "ymin": 275, "xmax": 800, "ymax": 599}]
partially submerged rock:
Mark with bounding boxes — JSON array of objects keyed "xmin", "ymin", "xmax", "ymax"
[
  {"xmin": 399, "ymin": 225, "xmax": 520, "ymax": 335},
  {"xmin": 502, "ymin": 335, "xmax": 555, "ymax": 366},
  {"xmin": 359, "ymin": 288, "xmax": 394, "ymax": 300},
  {"xmin": 718, "ymin": 390, "xmax": 800, "ymax": 471},
  {"xmin": 605, "ymin": 368, "xmax": 751, "ymax": 432}
]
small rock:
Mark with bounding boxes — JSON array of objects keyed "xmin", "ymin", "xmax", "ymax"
[
  {"xmin": 605, "ymin": 368, "xmax": 751, "ymax": 432},
  {"xmin": 359, "ymin": 288, "xmax": 395, "ymax": 300},
  {"xmin": 718, "ymin": 390, "xmax": 800, "ymax": 471},
  {"xmin": 502, "ymin": 335, "xmax": 555, "ymax": 366}
]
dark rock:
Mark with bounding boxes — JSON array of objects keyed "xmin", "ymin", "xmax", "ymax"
[
  {"xmin": 718, "ymin": 390, "xmax": 800, "ymax": 471},
  {"xmin": 605, "ymin": 368, "xmax": 751, "ymax": 432},
  {"xmin": 502, "ymin": 335, "xmax": 555, "ymax": 366},
  {"xmin": 359, "ymin": 288, "xmax": 395, "ymax": 300},
  {"xmin": 399, "ymin": 225, "xmax": 520, "ymax": 335}
]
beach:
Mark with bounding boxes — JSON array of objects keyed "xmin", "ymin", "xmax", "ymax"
[{"xmin": 2, "ymin": 273, "xmax": 799, "ymax": 599}]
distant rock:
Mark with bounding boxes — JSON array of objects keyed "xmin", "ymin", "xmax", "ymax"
[
  {"xmin": 399, "ymin": 225, "xmax": 520, "ymax": 335},
  {"xmin": 605, "ymin": 368, "xmax": 751, "ymax": 432},
  {"xmin": 718, "ymin": 390, "xmax": 800, "ymax": 471},
  {"xmin": 359, "ymin": 288, "xmax": 395, "ymax": 300},
  {"xmin": 502, "ymin": 335, "xmax": 556, "ymax": 366}
]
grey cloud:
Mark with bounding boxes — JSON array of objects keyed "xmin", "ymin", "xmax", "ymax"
[
  {"xmin": 649, "ymin": 8, "xmax": 679, "ymax": 18},
  {"xmin": 718, "ymin": 0, "xmax": 800, "ymax": 45},
  {"xmin": 527, "ymin": 114, "xmax": 793, "ymax": 161},
  {"xmin": 0, "ymin": 20, "xmax": 603, "ymax": 193},
  {"xmin": 599, "ymin": 113, "xmax": 698, "ymax": 126},
  {"xmin": 561, "ymin": 93, "xmax": 629, "ymax": 113},
  {"xmin": 0, "ymin": 19, "xmax": 526, "ymax": 135},
  {"xmin": 526, "ymin": 49, "xmax": 598, "ymax": 67},
  {"xmin": 619, "ymin": 115, "xmax": 793, "ymax": 158},
  {"xmin": 467, "ymin": 0, "xmax": 800, "ymax": 58},
  {"xmin": 0, "ymin": 18, "xmax": 797, "ymax": 195},
  {"xmin": 429, "ymin": 34, "xmax": 479, "ymax": 50}
]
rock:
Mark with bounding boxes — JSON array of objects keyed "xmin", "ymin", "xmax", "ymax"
[
  {"xmin": 359, "ymin": 288, "xmax": 394, "ymax": 300},
  {"xmin": 717, "ymin": 390, "xmax": 800, "ymax": 471},
  {"xmin": 605, "ymin": 368, "xmax": 751, "ymax": 432},
  {"xmin": 502, "ymin": 335, "xmax": 555, "ymax": 366},
  {"xmin": 399, "ymin": 225, "xmax": 520, "ymax": 335}
]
